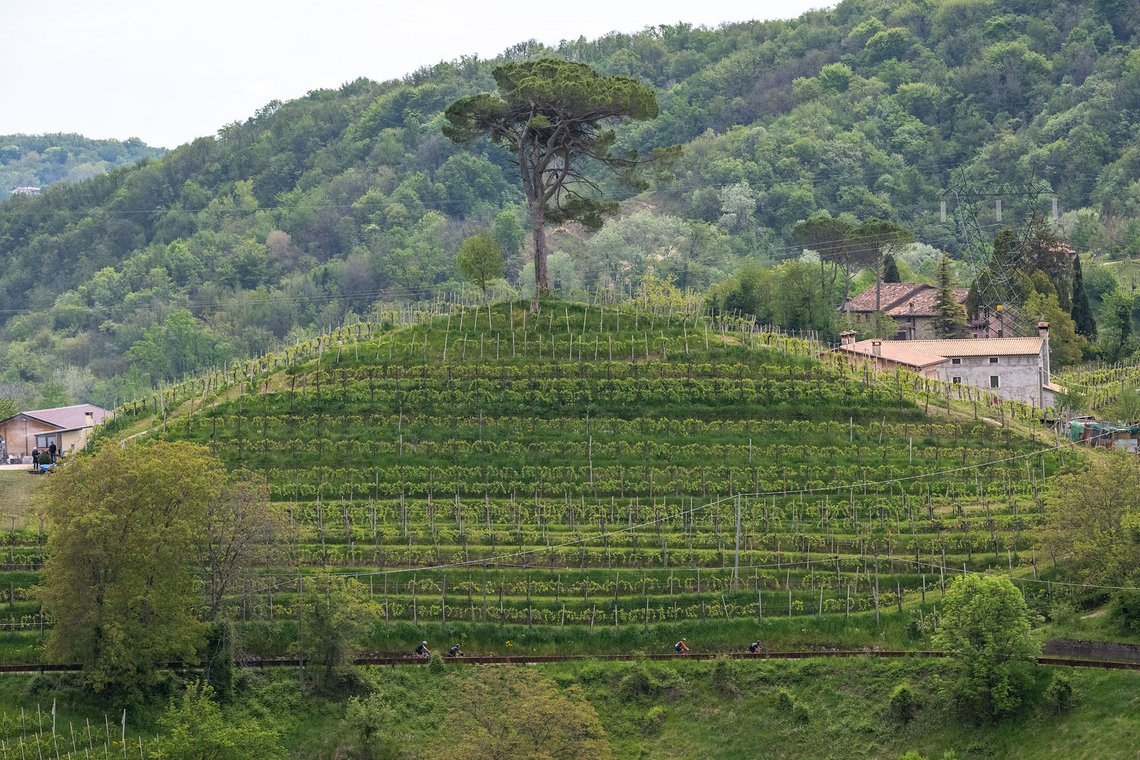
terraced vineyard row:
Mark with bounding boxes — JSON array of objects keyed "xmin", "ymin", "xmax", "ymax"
[{"xmin": 0, "ymin": 302, "xmax": 1075, "ymax": 657}]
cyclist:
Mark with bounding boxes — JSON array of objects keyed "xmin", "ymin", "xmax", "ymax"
[
  {"xmin": 748, "ymin": 641, "xmax": 762, "ymax": 655},
  {"xmin": 674, "ymin": 638, "xmax": 690, "ymax": 655},
  {"xmin": 415, "ymin": 640, "xmax": 431, "ymax": 658},
  {"xmin": 448, "ymin": 644, "xmax": 463, "ymax": 657}
]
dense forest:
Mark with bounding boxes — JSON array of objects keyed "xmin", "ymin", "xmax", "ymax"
[
  {"xmin": 2, "ymin": 0, "xmax": 1139, "ymax": 408},
  {"xmin": 0, "ymin": 134, "xmax": 163, "ymax": 196}
]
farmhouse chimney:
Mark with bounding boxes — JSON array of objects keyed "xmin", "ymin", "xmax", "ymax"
[
  {"xmin": 840, "ymin": 330, "xmax": 856, "ymax": 347},
  {"xmin": 871, "ymin": 339, "xmax": 882, "ymax": 357},
  {"xmin": 84, "ymin": 411, "xmax": 94, "ymax": 428}
]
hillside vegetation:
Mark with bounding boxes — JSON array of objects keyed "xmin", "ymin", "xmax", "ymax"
[
  {"xmin": 0, "ymin": 299, "xmax": 1067, "ymax": 662},
  {"xmin": 2, "ymin": 0, "xmax": 1139, "ymax": 408},
  {"xmin": 3, "ymin": 301, "xmax": 1135, "ymax": 757},
  {"xmin": 0, "ymin": 133, "xmax": 162, "ymax": 195}
]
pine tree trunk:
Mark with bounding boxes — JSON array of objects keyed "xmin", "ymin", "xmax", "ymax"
[{"xmin": 531, "ymin": 201, "xmax": 550, "ymax": 297}]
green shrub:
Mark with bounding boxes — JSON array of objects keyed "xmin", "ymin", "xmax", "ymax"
[
  {"xmin": 710, "ymin": 657, "xmax": 740, "ymax": 696},
  {"xmin": 639, "ymin": 705, "xmax": 668, "ymax": 735},
  {"xmin": 1107, "ymin": 591, "xmax": 1140, "ymax": 636},
  {"xmin": 775, "ymin": 688, "xmax": 810, "ymax": 723},
  {"xmin": 618, "ymin": 663, "xmax": 685, "ymax": 701},
  {"xmin": 888, "ymin": 682, "xmax": 919, "ymax": 725},
  {"xmin": 1044, "ymin": 672, "xmax": 1075, "ymax": 714},
  {"xmin": 428, "ymin": 654, "xmax": 446, "ymax": 675}
]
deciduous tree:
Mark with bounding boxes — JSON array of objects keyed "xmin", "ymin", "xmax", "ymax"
[
  {"xmin": 37, "ymin": 442, "xmax": 222, "ymax": 700},
  {"xmin": 1040, "ymin": 453, "xmax": 1140, "ymax": 584},
  {"xmin": 440, "ymin": 667, "xmax": 613, "ymax": 760},
  {"xmin": 457, "ymin": 231, "xmax": 504, "ymax": 297},
  {"xmin": 932, "ymin": 575, "xmax": 1040, "ymax": 723},
  {"xmin": 298, "ymin": 576, "xmax": 379, "ymax": 692}
]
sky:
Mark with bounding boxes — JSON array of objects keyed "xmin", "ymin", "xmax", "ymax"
[{"xmin": 1, "ymin": 0, "xmax": 828, "ymax": 149}]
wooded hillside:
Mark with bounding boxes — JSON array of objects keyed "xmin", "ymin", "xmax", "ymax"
[{"xmin": 1, "ymin": 0, "xmax": 1138, "ymax": 407}]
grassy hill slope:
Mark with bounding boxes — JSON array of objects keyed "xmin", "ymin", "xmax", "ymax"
[{"xmin": 71, "ymin": 299, "xmax": 1070, "ymax": 660}]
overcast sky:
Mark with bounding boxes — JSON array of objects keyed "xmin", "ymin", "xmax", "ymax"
[{"xmin": 1, "ymin": 0, "xmax": 827, "ymax": 149}]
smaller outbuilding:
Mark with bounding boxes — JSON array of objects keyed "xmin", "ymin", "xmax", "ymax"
[{"xmin": 0, "ymin": 404, "xmax": 109, "ymax": 463}]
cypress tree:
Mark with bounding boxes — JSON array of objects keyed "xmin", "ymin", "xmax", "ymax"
[
  {"xmin": 933, "ymin": 254, "xmax": 969, "ymax": 338},
  {"xmin": 882, "ymin": 253, "xmax": 901, "ymax": 283},
  {"xmin": 1070, "ymin": 254, "xmax": 1097, "ymax": 337}
]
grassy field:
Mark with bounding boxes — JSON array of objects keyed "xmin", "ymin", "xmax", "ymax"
[
  {"xmin": 0, "ymin": 470, "xmax": 43, "ymax": 530},
  {"xmin": 1, "ymin": 658, "xmax": 1133, "ymax": 758}
]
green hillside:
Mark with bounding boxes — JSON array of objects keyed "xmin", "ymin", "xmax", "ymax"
[
  {"xmin": 2, "ymin": 299, "xmax": 1060, "ymax": 662},
  {"xmin": 0, "ymin": 133, "xmax": 163, "ymax": 195},
  {"xmin": 2, "ymin": 0, "xmax": 1139, "ymax": 409},
  {"xmin": 3, "ymin": 301, "xmax": 1135, "ymax": 758}
]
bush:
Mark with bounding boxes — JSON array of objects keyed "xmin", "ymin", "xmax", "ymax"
[
  {"xmin": 428, "ymin": 654, "xmax": 446, "ymax": 675},
  {"xmin": 710, "ymin": 658, "xmax": 740, "ymax": 697},
  {"xmin": 639, "ymin": 705, "xmax": 668, "ymax": 735},
  {"xmin": 1107, "ymin": 591, "xmax": 1140, "ymax": 636},
  {"xmin": 1043, "ymin": 672, "xmax": 1075, "ymax": 714},
  {"xmin": 775, "ymin": 688, "xmax": 810, "ymax": 723},
  {"xmin": 616, "ymin": 663, "xmax": 684, "ymax": 701},
  {"xmin": 887, "ymin": 682, "xmax": 919, "ymax": 725}
]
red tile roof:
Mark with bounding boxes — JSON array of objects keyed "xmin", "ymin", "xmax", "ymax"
[
  {"xmin": 844, "ymin": 283, "xmax": 969, "ymax": 316},
  {"xmin": 836, "ymin": 341, "xmax": 949, "ymax": 369},
  {"xmin": 900, "ymin": 337, "xmax": 1044, "ymax": 357},
  {"xmin": 14, "ymin": 404, "xmax": 109, "ymax": 431},
  {"xmin": 885, "ymin": 288, "xmax": 969, "ymax": 318},
  {"xmin": 844, "ymin": 283, "xmax": 925, "ymax": 313},
  {"xmin": 837, "ymin": 335, "xmax": 1046, "ymax": 369}
]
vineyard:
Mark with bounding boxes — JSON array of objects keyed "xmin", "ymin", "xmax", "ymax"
[
  {"xmin": 1055, "ymin": 360, "xmax": 1140, "ymax": 414},
  {"xmin": 0, "ymin": 300, "xmax": 1077, "ymax": 659}
]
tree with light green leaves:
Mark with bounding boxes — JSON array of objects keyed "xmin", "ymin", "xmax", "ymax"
[
  {"xmin": 444, "ymin": 59, "xmax": 663, "ymax": 297},
  {"xmin": 1040, "ymin": 453, "xmax": 1140, "ymax": 585},
  {"xmin": 152, "ymin": 683, "xmax": 285, "ymax": 759},
  {"xmin": 933, "ymin": 574, "xmax": 1040, "ymax": 723},
  {"xmin": 298, "ymin": 575, "xmax": 380, "ymax": 692},
  {"xmin": 457, "ymin": 231, "xmax": 504, "ymax": 298},
  {"xmin": 37, "ymin": 442, "xmax": 223, "ymax": 701}
]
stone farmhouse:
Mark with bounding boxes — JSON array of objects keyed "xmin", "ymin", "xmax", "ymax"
[
  {"xmin": 836, "ymin": 323, "xmax": 1062, "ymax": 408},
  {"xmin": 0, "ymin": 404, "xmax": 109, "ymax": 462}
]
